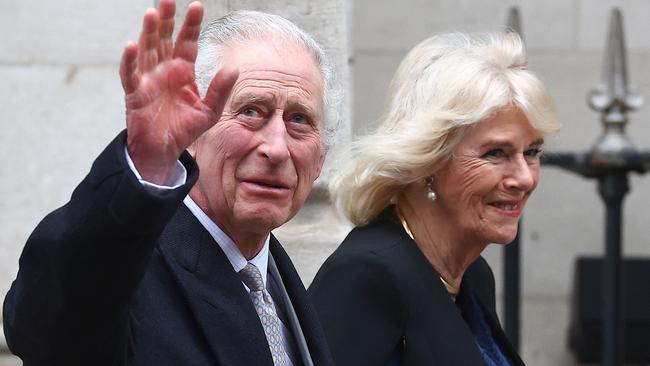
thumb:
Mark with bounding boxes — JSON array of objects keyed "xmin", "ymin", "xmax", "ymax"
[{"xmin": 203, "ymin": 66, "xmax": 239, "ymax": 117}]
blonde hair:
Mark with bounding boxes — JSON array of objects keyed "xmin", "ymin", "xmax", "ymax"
[{"xmin": 330, "ymin": 32, "xmax": 559, "ymax": 226}]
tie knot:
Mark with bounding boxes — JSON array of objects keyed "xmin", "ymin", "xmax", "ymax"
[{"xmin": 239, "ymin": 262, "xmax": 265, "ymax": 292}]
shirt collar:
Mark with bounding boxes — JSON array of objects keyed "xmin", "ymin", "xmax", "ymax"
[{"xmin": 183, "ymin": 196, "xmax": 270, "ymax": 287}]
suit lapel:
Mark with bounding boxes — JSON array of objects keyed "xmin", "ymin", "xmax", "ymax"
[
  {"xmin": 268, "ymin": 252, "xmax": 313, "ymax": 366},
  {"xmin": 158, "ymin": 205, "xmax": 274, "ymax": 365},
  {"xmin": 269, "ymin": 236, "xmax": 334, "ymax": 366}
]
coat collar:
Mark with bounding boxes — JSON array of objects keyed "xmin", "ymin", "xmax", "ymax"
[{"xmin": 375, "ymin": 207, "xmax": 523, "ymax": 365}]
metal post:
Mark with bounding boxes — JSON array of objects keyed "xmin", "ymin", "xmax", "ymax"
[{"xmin": 598, "ymin": 174, "xmax": 629, "ymax": 365}]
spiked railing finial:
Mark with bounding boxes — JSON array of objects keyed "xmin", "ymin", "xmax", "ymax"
[
  {"xmin": 505, "ymin": 7, "xmax": 523, "ymax": 39},
  {"xmin": 587, "ymin": 8, "xmax": 642, "ymax": 163}
]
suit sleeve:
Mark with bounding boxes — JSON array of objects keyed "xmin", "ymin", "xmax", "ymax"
[
  {"xmin": 2, "ymin": 131, "xmax": 198, "ymax": 364},
  {"xmin": 308, "ymin": 251, "xmax": 406, "ymax": 366}
]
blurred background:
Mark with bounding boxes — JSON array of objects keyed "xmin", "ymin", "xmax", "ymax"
[{"xmin": 1, "ymin": 0, "xmax": 649, "ymax": 365}]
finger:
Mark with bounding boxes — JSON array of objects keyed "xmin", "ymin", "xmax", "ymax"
[
  {"xmin": 137, "ymin": 8, "xmax": 161, "ymax": 73},
  {"xmin": 119, "ymin": 41, "xmax": 139, "ymax": 94},
  {"xmin": 158, "ymin": 0, "xmax": 176, "ymax": 61},
  {"xmin": 173, "ymin": 1, "xmax": 203, "ymax": 63},
  {"xmin": 203, "ymin": 66, "xmax": 239, "ymax": 117}
]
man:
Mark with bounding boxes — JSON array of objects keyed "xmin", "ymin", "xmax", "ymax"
[{"xmin": 3, "ymin": 1, "xmax": 337, "ymax": 365}]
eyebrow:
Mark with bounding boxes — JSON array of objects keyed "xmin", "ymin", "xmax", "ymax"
[
  {"xmin": 479, "ymin": 137, "xmax": 545, "ymax": 149},
  {"xmin": 231, "ymin": 92, "xmax": 275, "ymax": 105},
  {"xmin": 285, "ymin": 100, "xmax": 319, "ymax": 116},
  {"xmin": 230, "ymin": 91, "xmax": 319, "ymax": 112},
  {"xmin": 530, "ymin": 138, "xmax": 545, "ymax": 147}
]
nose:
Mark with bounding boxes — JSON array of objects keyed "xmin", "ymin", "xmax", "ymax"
[
  {"xmin": 504, "ymin": 157, "xmax": 537, "ymax": 192},
  {"xmin": 258, "ymin": 112, "xmax": 290, "ymax": 164}
]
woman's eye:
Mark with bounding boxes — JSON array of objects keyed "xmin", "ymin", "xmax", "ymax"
[
  {"xmin": 483, "ymin": 149, "xmax": 506, "ymax": 159},
  {"xmin": 524, "ymin": 148, "xmax": 542, "ymax": 158}
]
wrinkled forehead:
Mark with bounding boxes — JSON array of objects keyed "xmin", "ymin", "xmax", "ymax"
[
  {"xmin": 222, "ymin": 37, "xmax": 324, "ymax": 90},
  {"xmin": 222, "ymin": 37, "xmax": 325, "ymax": 121}
]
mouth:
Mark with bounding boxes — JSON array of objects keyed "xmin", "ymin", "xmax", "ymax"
[
  {"xmin": 240, "ymin": 177, "xmax": 293, "ymax": 195},
  {"xmin": 248, "ymin": 180, "xmax": 289, "ymax": 189},
  {"xmin": 488, "ymin": 200, "xmax": 522, "ymax": 217}
]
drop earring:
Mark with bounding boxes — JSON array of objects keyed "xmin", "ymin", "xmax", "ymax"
[{"xmin": 425, "ymin": 176, "xmax": 437, "ymax": 201}]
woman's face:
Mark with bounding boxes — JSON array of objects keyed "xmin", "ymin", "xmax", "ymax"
[{"xmin": 434, "ymin": 107, "xmax": 544, "ymax": 245}]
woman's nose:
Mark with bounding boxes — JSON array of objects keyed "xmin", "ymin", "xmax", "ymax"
[{"xmin": 504, "ymin": 157, "xmax": 537, "ymax": 191}]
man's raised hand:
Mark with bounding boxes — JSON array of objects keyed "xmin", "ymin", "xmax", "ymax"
[{"xmin": 119, "ymin": 0, "xmax": 238, "ymax": 184}]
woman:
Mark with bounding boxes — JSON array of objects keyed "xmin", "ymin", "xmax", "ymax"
[{"xmin": 309, "ymin": 32, "xmax": 559, "ymax": 366}]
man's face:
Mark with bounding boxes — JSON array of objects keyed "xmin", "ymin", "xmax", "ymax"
[{"xmin": 190, "ymin": 38, "xmax": 325, "ymax": 242}]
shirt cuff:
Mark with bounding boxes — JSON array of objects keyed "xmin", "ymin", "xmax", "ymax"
[{"xmin": 124, "ymin": 146, "xmax": 187, "ymax": 192}]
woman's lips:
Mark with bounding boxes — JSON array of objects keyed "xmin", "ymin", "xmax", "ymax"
[{"xmin": 488, "ymin": 201, "xmax": 522, "ymax": 217}]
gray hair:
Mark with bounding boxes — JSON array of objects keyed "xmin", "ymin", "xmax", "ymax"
[
  {"xmin": 330, "ymin": 31, "xmax": 560, "ymax": 226},
  {"xmin": 195, "ymin": 10, "xmax": 341, "ymax": 151}
]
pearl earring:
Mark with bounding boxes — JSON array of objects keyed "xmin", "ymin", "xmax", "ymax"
[{"xmin": 425, "ymin": 176, "xmax": 437, "ymax": 201}]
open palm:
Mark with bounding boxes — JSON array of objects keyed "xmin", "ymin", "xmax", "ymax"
[{"xmin": 119, "ymin": 0, "xmax": 238, "ymax": 184}]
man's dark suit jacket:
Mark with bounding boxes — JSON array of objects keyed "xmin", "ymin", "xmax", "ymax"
[
  {"xmin": 3, "ymin": 132, "xmax": 333, "ymax": 366},
  {"xmin": 309, "ymin": 207, "xmax": 524, "ymax": 366}
]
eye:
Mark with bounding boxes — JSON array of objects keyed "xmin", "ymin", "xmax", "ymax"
[
  {"xmin": 483, "ymin": 148, "xmax": 507, "ymax": 159},
  {"xmin": 236, "ymin": 106, "xmax": 266, "ymax": 128},
  {"xmin": 288, "ymin": 113, "xmax": 308, "ymax": 124},
  {"xmin": 523, "ymin": 148, "xmax": 542, "ymax": 163},
  {"xmin": 524, "ymin": 148, "xmax": 542, "ymax": 158},
  {"xmin": 241, "ymin": 107, "xmax": 259, "ymax": 117}
]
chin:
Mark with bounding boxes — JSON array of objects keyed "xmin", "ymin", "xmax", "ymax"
[
  {"xmin": 482, "ymin": 225, "xmax": 520, "ymax": 245},
  {"xmin": 236, "ymin": 205, "xmax": 291, "ymax": 232},
  {"xmin": 495, "ymin": 229, "xmax": 519, "ymax": 245}
]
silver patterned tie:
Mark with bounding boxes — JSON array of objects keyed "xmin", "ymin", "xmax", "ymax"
[{"xmin": 239, "ymin": 262, "xmax": 288, "ymax": 366}]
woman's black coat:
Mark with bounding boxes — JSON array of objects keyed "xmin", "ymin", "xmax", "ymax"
[{"xmin": 309, "ymin": 208, "xmax": 524, "ymax": 366}]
